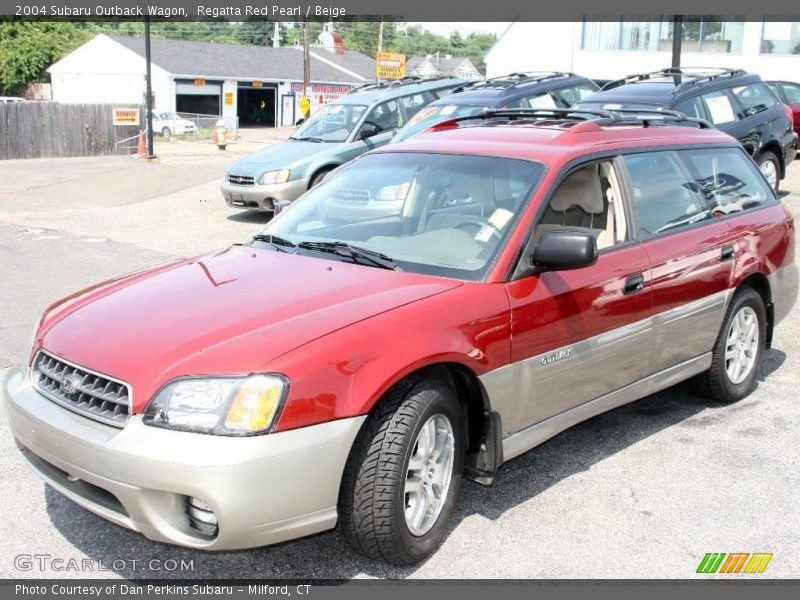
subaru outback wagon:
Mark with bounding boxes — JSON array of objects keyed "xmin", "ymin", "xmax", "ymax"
[
  {"xmin": 575, "ymin": 68, "xmax": 797, "ymax": 192},
  {"xmin": 220, "ymin": 76, "xmax": 464, "ymax": 213},
  {"xmin": 5, "ymin": 107, "xmax": 797, "ymax": 565}
]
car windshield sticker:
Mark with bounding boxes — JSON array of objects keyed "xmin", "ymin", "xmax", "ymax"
[
  {"xmin": 408, "ymin": 106, "xmax": 440, "ymax": 125},
  {"xmin": 439, "ymin": 105, "xmax": 458, "ymax": 116},
  {"xmin": 705, "ymin": 94, "xmax": 736, "ymax": 124},
  {"xmin": 528, "ymin": 94, "xmax": 558, "ymax": 109},
  {"xmin": 488, "ymin": 208, "xmax": 514, "ymax": 230},
  {"xmin": 474, "ymin": 225, "xmax": 495, "ymax": 242},
  {"xmin": 603, "ymin": 103, "xmax": 624, "ymax": 110}
]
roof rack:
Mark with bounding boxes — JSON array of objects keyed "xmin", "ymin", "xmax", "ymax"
[
  {"xmin": 348, "ymin": 75, "xmax": 458, "ymax": 94},
  {"xmin": 600, "ymin": 67, "xmax": 747, "ymax": 91},
  {"xmin": 452, "ymin": 72, "xmax": 573, "ymax": 93},
  {"xmin": 430, "ymin": 106, "xmax": 713, "ymax": 131}
]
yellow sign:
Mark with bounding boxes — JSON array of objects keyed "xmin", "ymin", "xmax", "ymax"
[
  {"xmin": 224, "ymin": 92, "xmax": 234, "ymax": 106},
  {"xmin": 252, "ymin": 81, "xmax": 263, "ymax": 88},
  {"xmin": 299, "ymin": 96, "xmax": 311, "ymax": 116},
  {"xmin": 112, "ymin": 107, "xmax": 139, "ymax": 126},
  {"xmin": 194, "ymin": 78, "xmax": 206, "ymax": 86},
  {"xmin": 376, "ymin": 52, "xmax": 406, "ymax": 80}
]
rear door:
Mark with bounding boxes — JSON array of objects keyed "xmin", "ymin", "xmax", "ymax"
[
  {"xmin": 502, "ymin": 159, "xmax": 653, "ymax": 434},
  {"xmin": 728, "ymin": 82, "xmax": 783, "ymax": 156},
  {"xmin": 698, "ymin": 88, "xmax": 758, "ymax": 155},
  {"xmin": 618, "ymin": 149, "xmax": 739, "ymax": 373}
]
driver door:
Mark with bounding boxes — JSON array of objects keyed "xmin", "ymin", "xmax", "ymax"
[{"xmin": 343, "ymin": 100, "xmax": 400, "ymax": 161}]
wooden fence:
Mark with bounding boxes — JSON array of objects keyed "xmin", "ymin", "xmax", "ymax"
[{"xmin": 0, "ymin": 103, "xmax": 143, "ymax": 160}]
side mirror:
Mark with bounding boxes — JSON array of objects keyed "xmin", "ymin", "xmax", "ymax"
[
  {"xmin": 358, "ymin": 123, "xmax": 379, "ymax": 140},
  {"xmin": 532, "ymin": 230, "xmax": 598, "ymax": 271}
]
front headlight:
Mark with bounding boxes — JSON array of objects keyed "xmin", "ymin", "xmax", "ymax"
[
  {"xmin": 259, "ymin": 169, "xmax": 291, "ymax": 185},
  {"xmin": 143, "ymin": 375, "xmax": 289, "ymax": 435}
]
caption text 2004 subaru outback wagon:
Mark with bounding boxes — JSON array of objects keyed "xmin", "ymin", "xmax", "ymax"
[{"xmin": 5, "ymin": 107, "xmax": 798, "ymax": 565}]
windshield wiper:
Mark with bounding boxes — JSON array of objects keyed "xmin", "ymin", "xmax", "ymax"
[
  {"xmin": 291, "ymin": 136, "xmax": 326, "ymax": 143},
  {"xmin": 298, "ymin": 241, "xmax": 400, "ymax": 271},
  {"xmin": 252, "ymin": 234, "xmax": 298, "ymax": 253}
]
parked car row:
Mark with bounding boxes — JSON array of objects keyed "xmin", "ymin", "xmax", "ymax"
[{"xmin": 222, "ymin": 69, "xmax": 800, "ymax": 212}]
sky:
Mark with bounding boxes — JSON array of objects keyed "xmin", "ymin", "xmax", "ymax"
[{"xmin": 408, "ymin": 22, "xmax": 511, "ymax": 38}]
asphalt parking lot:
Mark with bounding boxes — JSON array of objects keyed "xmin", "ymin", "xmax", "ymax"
[{"xmin": 1, "ymin": 145, "xmax": 799, "ymax": 579}]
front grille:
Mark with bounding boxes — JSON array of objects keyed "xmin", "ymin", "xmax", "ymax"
[
  {"xmin": 31, "ymin": 351, "xmax": 132, "ymax": 427},
  {"xmin": 227, "ymin": 174, "xmax": 255, "ymax": 186}
]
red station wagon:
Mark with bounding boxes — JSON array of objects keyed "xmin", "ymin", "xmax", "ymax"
[{"xmin": 4, "ymin": 108, "xmax": 798, "ymax": 565}]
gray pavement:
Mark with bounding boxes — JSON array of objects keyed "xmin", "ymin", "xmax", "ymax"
[{"xmin": 0, "ymin": 147, "xmax": 799, "ymax": 579}]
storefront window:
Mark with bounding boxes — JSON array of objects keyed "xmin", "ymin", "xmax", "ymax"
[
  {"xmin": 761, "ymin": 22, "xmax": 800, "ymax": 55},
  {"xmin": 583, "ymin": 17, "xmax": 743, "ymax": 53}
]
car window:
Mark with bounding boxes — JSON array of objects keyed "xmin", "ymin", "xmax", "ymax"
[
  {"xmin": 400, "ymin": 91, "xmax": 437, "ymax": 122},
  {"xmin": 260, "ymin": 152, "xmax": 544, "ymax": 281},
  {"xmin": 291, "ymin": 104, "xmax": 367, "ymax": 142},
  {"xmin": 731, "ymin": 83, "xmax": 777, "ymax": 118},
  {"xmin": 621, "ymin": 151, "xmax": 710, "ymax": 239},
  {"xmin": 767, "ymin": 83, "xmax": 783, "ymax": 101},
  {"xmin": 532, "ymin": 161, "xmax": 629, "ymax": 251},
  {"xmin": 504, "ymin": 98, "xmax": 529, "ymax": 109},
  {"xmin": 366, "ymin": 100, "xmax": 401, "ymax": 132},
  {"xmin": 781, "ymin": 83, "xmax": 800, "ymax": 104},
  {"xmin": 700, "ymin": 90, "xmax": 737, "ymax": 126},
  {"xmin": 680, "ymin": 148, "xmax": 774, "ymax": 215},
  {"xmin": 525, "ymin": 93, "xmax": 559, "ymax": 109},
  {"xmin": 554, "ymin": 83, "xmax": 598, "ymax": 107},
  {"xmin": 674, "ymin": 96, "xmax": 706, "ymax": 120}
]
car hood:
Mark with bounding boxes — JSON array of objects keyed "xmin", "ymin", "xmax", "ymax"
[
  {"xmin": 228, "ymin": 140, "xmax": 335, "ymax": 175},
  {"xmin": 38, "ymin": 246, "xmax": 461, "ymax": 412}
]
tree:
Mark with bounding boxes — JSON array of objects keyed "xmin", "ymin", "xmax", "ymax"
[{"xmin": 0, "ymin": 21, "xmax": 91, "ymax": 94}]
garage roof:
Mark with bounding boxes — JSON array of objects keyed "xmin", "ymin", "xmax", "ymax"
[{"xmin": 108, "ymin": 35, "xmax": 375, "ymax": 83}]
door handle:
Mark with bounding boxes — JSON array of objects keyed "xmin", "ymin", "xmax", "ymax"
[
  {"xmin": 623, "ymin": 274, "xmax": 645, "ymax": 294},
  {"xmin": 721, "ymin": 245, "xmax": 735, "ymax": 261}
]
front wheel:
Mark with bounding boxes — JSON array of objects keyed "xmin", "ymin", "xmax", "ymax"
[
  {"xmin": 757, "ymin": 151, "xmax": 780, "ymax": 193},
  {"xmin": 338, "ymin": 379, "xmax": 463, "ymax": 564},
  {"xmin": 694, "ymin": 288, "xmax": 766, "ymax": 403}
]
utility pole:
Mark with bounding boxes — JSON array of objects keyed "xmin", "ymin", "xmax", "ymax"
[
  {"xmin": 671, "ymin": 15, "xmax": 683, "ymax": 70},
  {"xmin": 302, "ymin": 20, "xmax": 311, "ymax": 117},
  {"xmin": 377, "ymin": 19, "xmax": 384, "ymax": 53},
  {"xmin": 144, "ymin": 17, "xmax": 154, "ymax": 158}
]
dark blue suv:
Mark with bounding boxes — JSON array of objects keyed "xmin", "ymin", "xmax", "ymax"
[
  {"xmin": 575, "ymin": 68, "xmax": 797, "ymax": 192},
  {"xmin": 392, "ymin": 72, "xmax": 598, "ymax": 143}
]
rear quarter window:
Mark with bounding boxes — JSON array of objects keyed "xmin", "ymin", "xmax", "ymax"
[
  {"xmin": 701, "ymin": 90, "xmax": 737, "ymax": 126},
  {"xmin": 731, "ymin": 83, "xmax": 778, "ymax": 119}
]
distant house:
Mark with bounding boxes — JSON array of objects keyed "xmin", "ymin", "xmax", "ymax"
[
  {"xmin": 47, "ymin": 33, "xmax": 375, "ymax": 127},
  {"xmin": 407, "ymin": 54, "xmax": 481, "ymax": 80}
]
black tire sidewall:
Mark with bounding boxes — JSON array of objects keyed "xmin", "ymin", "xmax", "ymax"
[
  {"xmin": 715, "ymin": 289, "xmax": 767, "ymax": 401},
  {"xmin": 757, "ymin": 151, "xmax": 780, "ymax": 193},
  {"xmin": 393, "ymin": 384, "xmax": 464, "ymax": 562},
  {"xmin": 310, "ymin": 169, "xmax": 332, "ymax": 188}
]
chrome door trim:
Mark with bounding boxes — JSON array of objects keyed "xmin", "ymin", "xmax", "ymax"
[{"xmin": 501, "ymin": 353, "xmax": 712, "ymax": 463}]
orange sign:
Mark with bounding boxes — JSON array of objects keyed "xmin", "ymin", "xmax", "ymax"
[
  {"xmin": 194, "ymin": 78, "xmax": 206, "ymax": 86},
  {"xmin": 252, "ymin": 81, "xmax": 263, "ymax": 88},
  {"xmin": 376, "ymin": 52, "xmax": 406, "ymax": 80},
  {"xmin": 112, "ymin": 107, "xmax": 139, "ymax": 126}
]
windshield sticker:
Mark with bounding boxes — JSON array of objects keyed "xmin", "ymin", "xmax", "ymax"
[
  {"xmin": 528, "ymin": 94, "xmax": 558, "ymax": 109},
  {"xmin": 602, "ymin": 103, "xmax": 624, "ymax": 110},
  {"xmin": 705, "ymin": 94, "xmax": 736, "ymax": 124},
  {"xmin": 474, "ymin": 225, "xmax": 495, "ymax": 243},
  {"xmin": 439, "ymin": 105, "xmax": 458, "ymax": 116},
  {"xmin": 328, "ymin": 105, "xmax": 344, "ymax": 114},
  {"xmin": 408, "ymin": 106, "xmax": 439, "ymax": 125},
  {"xmin": 488, "ymin": 208, "xmax": 514, "ymax": 230}
]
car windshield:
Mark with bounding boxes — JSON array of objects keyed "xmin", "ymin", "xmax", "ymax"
[
  {"xmin": 291, "ymin": 104, "xmax": 368, "ymax": 142},
  {"xmin": 258, "ymin": 152, "xmax": 544, "ymax": 281},
  {"xmin": 394, "ymin": 104, "xmax": 489, "ymax": 142}
]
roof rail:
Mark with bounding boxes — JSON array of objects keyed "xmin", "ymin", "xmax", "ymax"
[
  {"xmin": 452, "ymin": 71, "xmax": 573, "ymax": 93},
  {"xmin": 429, "ymin": 106, "xmax": 713, "ymax": 131},
  {"xmin": 600, "ymin": 67, "xmax": 747, "ymax": 91},
  {"xmin": 347, "ymin": 75, "xmax": 458, "ymax": 94}
]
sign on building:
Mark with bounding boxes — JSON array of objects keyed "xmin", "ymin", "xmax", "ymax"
[
  {"xmin": 112, "ymin": 107, "xmax": 139, "ymax": 126},
  {"xmin": 290, "ymin": 83, "xmax": 352, "ymax": 105},
  {"xmin": 376, "ymin": 52, "xmax": 406, "ymax": 80}
]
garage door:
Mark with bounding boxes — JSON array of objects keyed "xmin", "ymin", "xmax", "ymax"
[{"xmin": 175, "ymin": 81, "xmax": 222, "ymax": 115}]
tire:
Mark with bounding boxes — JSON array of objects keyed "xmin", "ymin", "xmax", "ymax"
[
  {"xmin": 756, "ymin": 151, "xmax": 780, "ymax": 193},
  {"xmin": 309, "ymin": 168, "xmax": 333, "ymax": 189},
  {"xmin": 161, "ymin": 126, "xmax": 171, "ymax": 137},
  {"xmin": 338, "ymin": 378, "xmax": 464, "ymax": 565},
  {"xmin": 693, "ymin": 287, "xmax": 766, "ymax": 404}
]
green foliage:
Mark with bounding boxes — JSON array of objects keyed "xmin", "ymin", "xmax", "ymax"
[{"xmin": 0, "ymin": 21, "xmax": 92, "ymax": 94}]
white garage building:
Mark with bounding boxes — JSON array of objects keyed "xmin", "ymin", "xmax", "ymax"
[
  {"xmin": 485, "ymin": 20, "xmax": 800, "ymax": 82},
  {"xmin": 48, "ymin": 33, "xmax": 375, "ymax": 127}
]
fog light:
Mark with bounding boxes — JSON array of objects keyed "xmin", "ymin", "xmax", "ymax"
[{"xmin": 187, "ymin": 497, "xmax": 218, "ymax": 537}]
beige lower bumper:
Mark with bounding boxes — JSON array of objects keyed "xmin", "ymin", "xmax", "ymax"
[{"xmin": 3, "ymin": 366, "xmax": 364, "ymax": 550}]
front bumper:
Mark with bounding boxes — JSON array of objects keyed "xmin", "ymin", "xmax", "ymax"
[
  {"xmin": 220, "ymin": 177, "xmax": 310, "ymax": 212},
  {"xmin": 3, "ymin": 366, "xmax": 364, "ymax": 550}
]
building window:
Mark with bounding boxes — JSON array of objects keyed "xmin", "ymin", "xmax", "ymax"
[
  {"xmin": 761, "ymin": 22, "xmax": 800, "ymax": 55},
  {"xmin": 583, "ymin": 17, "xmax": 744, "ymax": 53}
]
